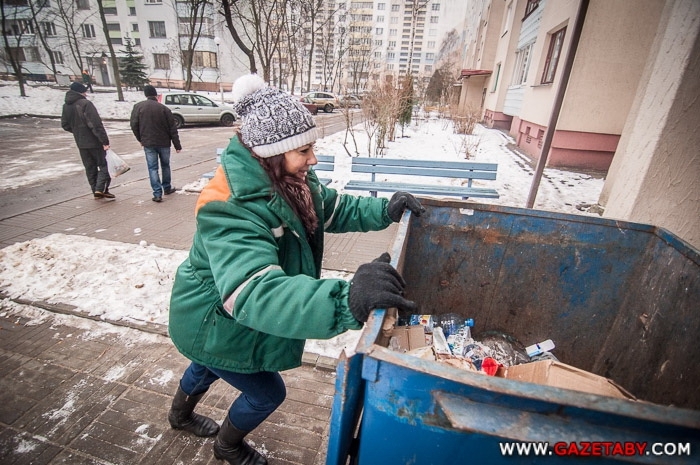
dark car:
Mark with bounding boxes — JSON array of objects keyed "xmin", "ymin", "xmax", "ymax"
[{"xmin": 299, "ymin": 98, "xmax": 319, "ymax": 115}]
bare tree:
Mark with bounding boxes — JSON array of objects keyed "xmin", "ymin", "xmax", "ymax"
[
  {"xmin": 221, "ymin": 0, "xmax": 287, "ymax": 83},
  {"xmin": 171, "ymin": 0, "xmax": 212, "ymax": 91},
  {"xmin": 1, "ymin": 0, "xmax": 32, "ymax": 96},
  {"xmin": 53, "ymin": 0, "xmax": 101, "ymax": 78},
  {"xmin": 219, "ymin": 0, "xmax": 257, "ymax": 74},
  {"xmin": 278, "ymin": 2, "xmax": 304, "ymax": 92},
  {"xmin": 95, "ymin": 0, "xmax": 123, "ymax": 100},
  {"xmin": 405, "ymin": 0, "xmax": 430, "ymax": 71},
  {"xmin": 27, "ymin": 0, "xmax": 57, "ymax": 75}
]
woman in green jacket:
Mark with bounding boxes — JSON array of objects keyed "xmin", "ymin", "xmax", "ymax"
[{"xmin": 167, "ymin": 74, "xmax": 424, "ymax": 465}]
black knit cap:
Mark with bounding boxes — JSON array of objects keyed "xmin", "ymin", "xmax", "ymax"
[
  {"xmin": 70, "ymin": 82, "xmax": 87, "ymax": 93},
  {"xmin": 144, "ymin": 85, "xmax": 157, "ymax": 97}
]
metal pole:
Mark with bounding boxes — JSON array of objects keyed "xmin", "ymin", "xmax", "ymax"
[
  {"xmin": 218, "ymin": 45, "xmax": 224, "ymax": 104},
  {"xmin": 526, "ymin": 0, "xmax": 590, "ymax": 208}
]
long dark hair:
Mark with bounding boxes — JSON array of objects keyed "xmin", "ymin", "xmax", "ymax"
[{"xmin": 238, "ymin": 134, "xmax": 318, "ymax": 235}]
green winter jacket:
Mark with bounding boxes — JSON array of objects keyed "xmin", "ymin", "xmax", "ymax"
[{"xmin": 169, "ymin": 136, "xmax": 393, "ymax": 373}]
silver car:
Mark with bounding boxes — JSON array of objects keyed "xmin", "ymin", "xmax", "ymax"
[{"xmin": 158, "ymin": 92, "xmax": 236, "ymax": 128}]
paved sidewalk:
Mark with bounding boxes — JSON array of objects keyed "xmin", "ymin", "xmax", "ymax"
[
  {"xmin": 0, "ymin": 157, "xmax": 397, "ymax": 269},
  {"xmin": 0, "ymin": 160, "xmax": 397, "ymax": 464}
]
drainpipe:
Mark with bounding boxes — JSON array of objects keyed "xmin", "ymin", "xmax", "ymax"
[{"xmin": 526, "ymin": 0, "xmax": 590, "ymax": 208}]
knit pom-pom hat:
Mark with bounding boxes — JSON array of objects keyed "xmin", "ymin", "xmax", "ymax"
[{"xmin": 231, "ymin": 74, "xmax": 319, "ymax": 158}]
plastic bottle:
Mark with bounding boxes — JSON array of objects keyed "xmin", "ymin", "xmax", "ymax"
[{"xmin": 462, "ymin": 318, "xmax": 475, "ymax": 341}]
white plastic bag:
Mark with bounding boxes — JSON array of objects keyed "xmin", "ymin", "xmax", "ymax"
[{"xmin": 106, "ymin": 149, "xmax": 130, "ymax": 177}]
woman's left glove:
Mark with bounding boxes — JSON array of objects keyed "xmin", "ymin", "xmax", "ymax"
[
  {"xmin": 349, "ymin": 253, "xmax": 418, "ymax": 323},
  {"xmin": 387, "ymin": 191, "xmax": 426, "ymax": 222}
]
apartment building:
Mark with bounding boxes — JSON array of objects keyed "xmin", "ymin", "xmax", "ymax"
[
  {"xmin": 299, "ymin": 0, "xmax": 467, "ymax": 94},
  {"xmin": 1, "ymin": 0, "xmax": 249, "ymax": 91},
  {"xmin": 457, "ymin": 0, "xmax": 699, "ymax": 249},
  {"xmin": 2, "ymin": 0, "xmax": 468, "ymax": 96}
]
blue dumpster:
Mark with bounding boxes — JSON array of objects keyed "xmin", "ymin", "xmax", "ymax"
[{"xmin": 327, "ymin": 199, "xmax": 700, "ymax": 465}]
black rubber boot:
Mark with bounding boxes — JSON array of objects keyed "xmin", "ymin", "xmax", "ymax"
[
  {"xmin": 168, "ymin": 386, "xmax": 220, "ymax": 437},
  {"xmin": 213, "ymin": 416, "xmax": 267, "ymax": 465}
]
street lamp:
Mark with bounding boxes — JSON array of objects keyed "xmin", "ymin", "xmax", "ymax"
[{"xmin": 214, "ymin": 36, "xmax": 224, "ymax": 104}]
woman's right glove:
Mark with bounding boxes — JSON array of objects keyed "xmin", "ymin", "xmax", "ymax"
[{"xmin": 349, "ymin": 252, "xmax": 418, "ymax": 323}]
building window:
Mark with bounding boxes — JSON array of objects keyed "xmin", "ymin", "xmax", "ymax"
[
  {"xmin": 387, "ymin": 52, "xmax": 395, "ymax": 59},
  {"xmin": 512, "ymin": 42, "xmax": 533, "ymax": 85},
  {"xmin": 524, "ymin": 0, "xmax": 539, "ymax": 19},
  {"xmin": 376, "ymin": 15, "xmax": 384, "ymax": 22},
  {"xmin": 153, "ymin": 53, "xmax": 170, "ymax": 69},
  {"xmin": 388, "ymin": 40, "xmax": 396, "ymax": 47},
  {"xmin": 430, "ymin": 16, "xmax": 439, "ymax": 23},
  {"xmin": 377, "ymin": 2, "xmax": 385, "ymax": 10},
  {"xmin": 374, "ymin": 39, "xmax": 382, "ymax": 46},
  {"xmin": 52, "ymin": 50, "xmax": 64, "ymax": 64},
  {"xmin": 22, "ymin": 46, "xmax": 40, "ymax": 61},
  {"xmin": 82, "ymin": 24, "xmax": 96, "ymax": 38},
  {"xmin": 432, "ymin": 3, "xmax": 440, "ymax": 11},
  {"xmin": 375, "ymin": 27, "xmax": 383, "ymax": 34},
  {"xmin": 129, "ymin": 7, "xmax": 136, "ymax": 15},
  {"xmin": 492, "ymin": 62, "xmax": 501, "ymax": 91},
  {"xmin": 41, "ymin": 21, "xmax": 56, "ymax": 36},
  {"xmin": 9, "ymin": 19, "xmax": 34, "ymax": 35},
  {"xmin": 76, "ymin": 0, "xmax": 89, "ymax": 9},
  {"xmin": 132, "ymin": 24, "xmax": 139, "ymax": 32},
  {"xmin": 425, "ymin": 65, "xmax": 432, "ymax": 72},
  {"xmin": 193, "ymin": 51, "xmax": 217, "ymax": 68},
  {"xmin": 391, "ymin": 4, "xmax": 399, "ymax": 12},
  {"xmin": 149, "ymin": 21, "xmax": 166, "ymax": 38},
  {"xmin": 425, "ymin": 52, "xmax": 434, "ymax": 60},
  {"xmin": 427, "ymin": 41, "xmax": 435, "ymax": 48},
  {"xmin": 145, "ymin": 0, "xmax": 162, "ymax": 3},
  {"xmin": 541, "ymin": 27, "xmax": 566, "ymax": 84},
  {"xmin": 103, "ymin": 7, "xmax": 117, "ymax": 14},
  {"xmin": 389, "ymin": 29, "xmax": 397, "ymax": 36},
  {"xmin": 503, "ymin": 1, "xmax": 513, "ymax": 35},
  {"xmin": 374, "ymin": 51, "xmax": 381, "ymax": 59}
]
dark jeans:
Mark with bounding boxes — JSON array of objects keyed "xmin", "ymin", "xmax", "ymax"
[
  {"xmin": 78, "ymin": 147, "xmax": 110, "ymax": 194},
  {"xmin": 179, "ymin": 362, "xmax": 286, "ymax": 432},
  {"xmin": 144, "ymin": 146, "xmax": 172, "ymax": 198}
]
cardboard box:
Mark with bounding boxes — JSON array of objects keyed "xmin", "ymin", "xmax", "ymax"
[
  {"xmin": 390, "ymin": 326, "xmax": 427, "ymax": 352},
  {"xmin": 498, "ymin": 360, "xmax": 635, "ymax": 400}
]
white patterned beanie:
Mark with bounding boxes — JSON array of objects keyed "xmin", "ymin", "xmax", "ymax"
[{"xmin": 231, "ymin": 74, "xmax": 319, "ymax": 158}]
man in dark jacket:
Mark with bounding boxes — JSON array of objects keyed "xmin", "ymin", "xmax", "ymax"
[
  {"xmin": 61, "ymin": 81, "xmax": 113, "ymax": 199},
  {"xmin": 130, "ymin": 85, "xmax": 182, "ymax": 202}
]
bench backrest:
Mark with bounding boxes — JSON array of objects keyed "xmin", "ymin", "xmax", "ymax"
[
  {"xmin": 351, "ymin": 157, "xmax": 496, "ymax": 187},
  {"xmin": 315, "ymin": 155, "xmax": 335, "ymax": 173}
]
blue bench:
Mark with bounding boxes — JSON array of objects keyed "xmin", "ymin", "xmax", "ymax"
[
  {"xmin": 343, "ymin": 157, "xmax": 499, "ymax": 199},
  {"xmin": 313, "ymin": 155, "xmax": 335, "ymax": 185},
  {"xmin": 202, "ymin": 148, "xmax": 224, "ymax": 180},
  {"xmin": 204, "ymin": 150, "xmax": 335, "ymax": 186}
]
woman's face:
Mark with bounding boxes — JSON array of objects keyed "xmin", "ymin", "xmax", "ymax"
[{"xmin": 283, "ymin": 143, "xmax": 317, "ymax": 179}]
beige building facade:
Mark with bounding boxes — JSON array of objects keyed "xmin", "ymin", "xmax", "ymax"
[{"xmin": 458, "ymin": 0, "xmax": 700, "ymax": 249}]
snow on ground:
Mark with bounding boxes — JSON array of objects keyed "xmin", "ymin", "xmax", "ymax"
[{"xmin": 0, "ymin": 81, "xmax": 605, "ymax": 358}]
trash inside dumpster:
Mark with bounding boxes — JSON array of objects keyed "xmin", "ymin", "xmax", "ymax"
[{"xmin": 327, "ymin": 199, "xmax": 700, "ymax": 465}]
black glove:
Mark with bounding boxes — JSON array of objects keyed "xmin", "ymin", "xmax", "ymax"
[
  {"xmin": 349, "ymin": 252, "xmax": 418, "ymax": 323},
  {"xmin": 387, "ymin": 191, "xmax": 426, "ymax": 222}
]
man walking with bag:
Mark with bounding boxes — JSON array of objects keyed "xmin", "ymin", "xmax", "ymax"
[
  {"xmin": 61, "ymin": 81, "xmax": 114, "ymax": 199},
  {"xmin": 130, "ymin": 85, "xmax": 182, "ymax": 202}
]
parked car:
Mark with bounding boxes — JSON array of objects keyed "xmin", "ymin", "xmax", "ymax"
[
  {"xmin": 299, "ymin": 98, "xmax": 319, "ymax": 115},
  {"xmin": 301, "ymin": 91, "xmax": 339, "ymax": 113},
  {"xmin": 339, "ymin": 94, "xmax": 362, "ymax": 108},
  {"xmin": 157, "ymin": 92, "xmax": 236, "ymax": 129}
]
